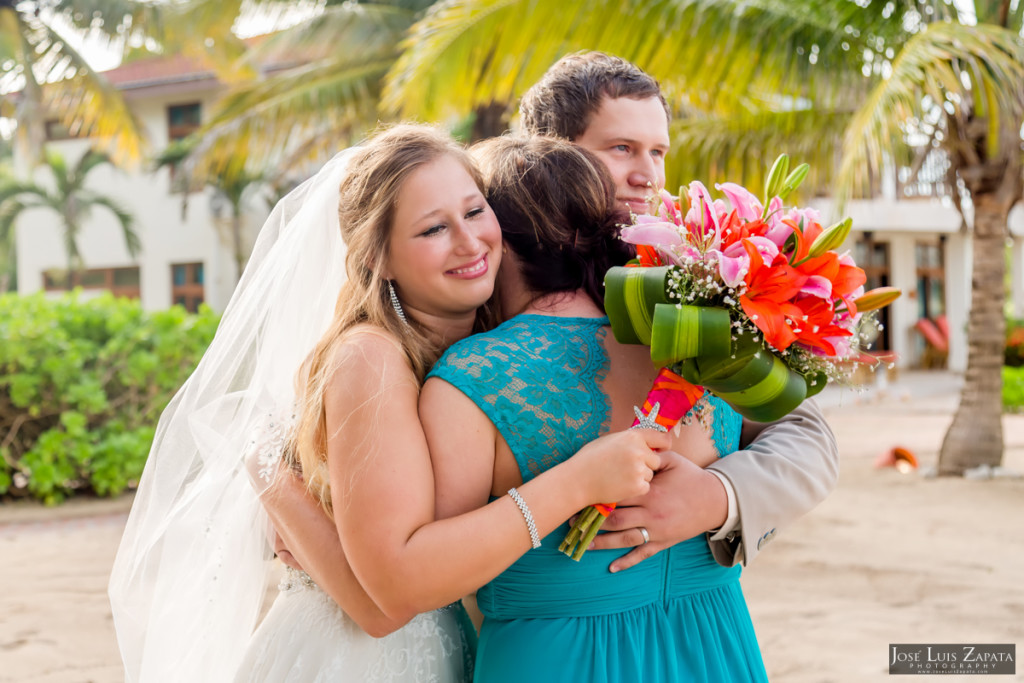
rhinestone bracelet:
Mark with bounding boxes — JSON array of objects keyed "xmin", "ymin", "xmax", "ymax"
[{"xmin": 508, "ymin": 487, "xmax": 542, "ymax": 549}]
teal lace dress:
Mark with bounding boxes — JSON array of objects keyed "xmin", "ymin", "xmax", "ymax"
[{"xmin": 427, "ymin": 314, "xmax": 767, "ymax": 682}]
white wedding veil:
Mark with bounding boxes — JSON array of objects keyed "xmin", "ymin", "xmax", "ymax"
[{"xmin": 108, "ymin": 149, "xmax": 357, "ymax": 682}]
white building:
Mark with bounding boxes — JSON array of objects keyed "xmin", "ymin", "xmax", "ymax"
[
  {"xmin": 814, "ymin": 169, "xmax": 1024, "ymax": 373},
  {"xmin": 14, "ymin": 52, "xmax": 272, "ymax": 312}
]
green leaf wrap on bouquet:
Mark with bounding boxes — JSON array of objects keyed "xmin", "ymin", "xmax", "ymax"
[
  {"xmin": 604, "ymin": 266, "xmax": 674, "ymax": 345},
  {"xmin": 651, "ymin": 303, "xmax": 732, "ymax": 365},
  {"xmin": 604, "ymin": 266, "xmax": 814, "ymax": 422}
]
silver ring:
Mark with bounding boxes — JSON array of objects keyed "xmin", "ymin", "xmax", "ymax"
[{"xmin": 639, "ymin": 527, "xmax": 650, "ymax": 545}]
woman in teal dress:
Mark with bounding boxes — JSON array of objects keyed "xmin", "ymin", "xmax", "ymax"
[{"xmin": 420, "ymin": 136, "xmax": 768, "ymax": 682}]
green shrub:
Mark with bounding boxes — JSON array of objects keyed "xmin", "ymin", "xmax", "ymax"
[
  {"xmin": 1005, "ymin": 366, "xmax": 1024, "ymax": 413},
  {"xmin": 0, "ymin": 292, "xmax": 218, "ymax": 504}
]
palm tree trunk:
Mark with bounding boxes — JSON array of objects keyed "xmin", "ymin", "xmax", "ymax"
[
  {"xmin": 470, "ymin": 102, "xmax": 509, "ymax": 143},
  {"xmin": 937, "ymin": 191, "xmax": 1009, "ymax": 473}
]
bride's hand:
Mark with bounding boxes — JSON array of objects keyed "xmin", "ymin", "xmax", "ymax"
[
  {"xmin": 573, "ymin": 428, "xmax": 671, "ymax": 504},
  {"xmin": 272, "ymin": 529, "xmax": 305, "ymax": 571}
]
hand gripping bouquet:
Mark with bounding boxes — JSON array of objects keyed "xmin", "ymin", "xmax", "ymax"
[{"xmin": 560, "ymin": 155, "xmax": 900, "ymax": 560}]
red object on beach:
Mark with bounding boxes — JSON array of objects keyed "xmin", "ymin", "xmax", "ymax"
[{"xmin": 874, "ymin": 446, "xmax": 919, "ymax": 472}]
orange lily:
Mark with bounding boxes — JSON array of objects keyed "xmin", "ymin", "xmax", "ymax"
[
  {"xmin": 782, "ymin": 296, "xmax": 853, "ymax": 355},
  {"xmin": 738, "ymin": 240, "xmax": 808, "ymax": 350}
]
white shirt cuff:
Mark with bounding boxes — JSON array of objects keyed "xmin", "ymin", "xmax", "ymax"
[{"xmin": 707, "ymin": 469, "xmax": 739, "ymax": 541}]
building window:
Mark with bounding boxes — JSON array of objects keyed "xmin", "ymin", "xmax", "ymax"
[
  {"xmin": 167, "ymin": 103, "xmax": 203, "ymax": 193},
  {"xmin": 853, "ymin": 234, "xmax": 892, "ymax": 351},
  {"xmin": 43, "ymin": 266, "xmax": 141, "ymax": 299},
  {"xmin": 168, "ymin": 103, "xmax": 202, "ymax": 141},
  {"xmin": 45, "ymin": 120, "xmax": 75, "ymax": 141},
  {"xmin": 915, "ymin": 242, "xmax": 945, "ymax": 320},
  {"xmin": 171, "ymin": 262, "xmax": 204, "ymax": 313}
]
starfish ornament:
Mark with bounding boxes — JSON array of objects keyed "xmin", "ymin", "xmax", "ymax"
[{"xmin": 631, "ymin": 402, "xmax": 668, "ymax": 433}]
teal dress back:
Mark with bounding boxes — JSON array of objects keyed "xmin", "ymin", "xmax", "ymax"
[{"xmin": 428, "ymin": 314, "xmax": 767, "ymax": 682}]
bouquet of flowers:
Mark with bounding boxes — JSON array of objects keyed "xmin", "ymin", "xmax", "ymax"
[{"xmin": 560, "ymin": 155, "xmax": 900, "ymax": 560}]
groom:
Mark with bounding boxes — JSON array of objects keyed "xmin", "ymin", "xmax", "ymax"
[{"xmin": 518, "ymin": 51, "xmax": 838, "ymax": 571}]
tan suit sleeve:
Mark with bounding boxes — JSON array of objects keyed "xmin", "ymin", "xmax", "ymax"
[{"xmin": 705, "ymin": 398, "xmax": 838, "ymax": 567}]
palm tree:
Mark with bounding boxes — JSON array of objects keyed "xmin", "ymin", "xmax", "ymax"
[
  {"xmin": 0, "ymin": 135, "xmax": 13, "ymax": 291},
  {"xmin": 0, "ymin": 0, "xmax": 150, "ymax": 166},
  {"xmin": 0, "ymin": 147, "xmax": 140, "ymax": 291},
  {"xmin": 380, "ymin": 0, "xmax": 1024, "ymax": 473},
  {"xmin": 0, "ymin": 0, "xmax": 260, "ymax": 168}
]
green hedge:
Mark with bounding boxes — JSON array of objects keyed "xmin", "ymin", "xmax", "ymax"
[
  {"xmin": 0, "ymin": 292, "xmax": 218, "ymax": 504},
  {"xmin": 1005, "ymin": 366, "xmax": 1024, "ymax": 413}
]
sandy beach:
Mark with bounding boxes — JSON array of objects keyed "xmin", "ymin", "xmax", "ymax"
[{"xmin": 1, "ymin": 371, "xmax": 1021, "ymax": 682}]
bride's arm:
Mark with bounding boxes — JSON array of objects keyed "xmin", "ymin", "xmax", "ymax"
[
  {"xmin": 331, "ymin": 334, "xmax": 665, "ymax": 623},
  {"xmin": 260, "ymin": 333, "xmax": 665, "ymax": 631},
  {"xmin": 259, "ymin": 469, "xmax": 409, "ymax": 637}
]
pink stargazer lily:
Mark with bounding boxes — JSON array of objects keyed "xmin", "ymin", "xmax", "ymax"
[
  {"xmin": 620, "ymin": 220, "xmax": 683, "ymax": 247},
  {"xmin": 801, "ymin": 275, "xmax": 833, "ymax": 299},
  {"xmin": 716, "ymin": 182, "xmax": 762, "ymax": 222},
  {"xmin": 763, "ymin": 197, "xmax": 792, "ymax": 247},
  {"xmin": 685, "ymin": 181, "xmax": 722, "ymax": 241}
]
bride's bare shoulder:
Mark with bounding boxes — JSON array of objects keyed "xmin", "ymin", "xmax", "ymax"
[{"xmin": 328, "ymin": 324, "xmax": 412, "ymax": 382}]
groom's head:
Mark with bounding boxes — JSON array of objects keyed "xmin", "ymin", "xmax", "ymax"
[{"xmin": 519, "ymin": 52, "xmax": 671, "ymax": 215}]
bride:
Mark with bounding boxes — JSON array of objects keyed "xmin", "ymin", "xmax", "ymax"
[{"xmin": 108, "ymin": 124, "xmax": 666, "ymax": 682}]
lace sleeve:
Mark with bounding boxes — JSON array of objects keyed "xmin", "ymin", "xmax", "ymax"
[
  {"xmin": 427, "ymin": 316, "xmax": 611, "ymax": 482},
  {"xmin": 245, "ymin": 409, "xmax": 299, "ymax": 490}
]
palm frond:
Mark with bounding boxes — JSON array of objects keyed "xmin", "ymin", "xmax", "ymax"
[
  {"xmin": 31, "ymin": 22, "xmax": 148, "ymax": 166},
  {"xmin": 242, "ymin": 2, "xmax": 414, "ymax": 66},
  {"xmin": 668, "ymin": 107, "xmax": 850, "ymax": 201},
  {"xmin": 0, "ymin": 197, "xmax": 35, "ymax": 246},
  {"xmin": 43, "ymin": 148, "xmax": 73, "ymax": 198},
  {"xmin": 185, "ymin": 55, "xmax": 392, "ymax": 180},
  {"xmin": 74, "ymin": 149, "xmax": 114, "ymax": 181},
  {"xmin": 0, "ymin": 179, "xmax": 52, "ymax": 206},
  {"xmin": 382, "ymin": 0, "xmax": 911, "ymax": 123},
  {"xmin": 179, "ymin": 3, "xmax": 415, "ymax": 179},
  {"xmin": 85, "ymin": 193, "xmax": 141, "ymax": 257},
  {"xmin": 836, "ymin": 21, "xmax": 1024, "ymax": 204},
  {"xmin": 4, "ymin": 10, "xmax": 48, "ymax": 162},
  {"xmin": 156, "ymin": 0, "xmax": 256, "ymax": 83},
  {"xmin": 51, "ymin": 0, "xmax": 158, "ymax": 43}
]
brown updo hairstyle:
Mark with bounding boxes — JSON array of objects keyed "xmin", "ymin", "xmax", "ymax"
[
  {"xmin": 471, "ymin": 135, "xmax": 632, "ymax": 309},
  {"xmin": 296, "ymin": 123, "xmax": 486, "ymax": 511}
]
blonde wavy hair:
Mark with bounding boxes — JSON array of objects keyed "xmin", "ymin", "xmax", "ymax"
[{"xmin": 293, "ymin": 124, "xmax": 486, "ymax": 510}]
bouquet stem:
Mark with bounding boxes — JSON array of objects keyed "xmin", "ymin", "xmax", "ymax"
[
  {"xmin": 559, "ymin": 369, "xmax": 705, "ymax": 561},
  {"xmin": 558, "ymin": 504, "xmax": 613, "ymax": 560}
]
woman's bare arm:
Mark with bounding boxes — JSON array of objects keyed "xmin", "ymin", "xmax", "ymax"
[
  {"xmin": 259, "ymin": 330, "xmax": 667, "ymax": 632},
  {"xmin": 331, "ymin": 333, "xmax": 666, "ymax": 623},
  {"xmin": 260, "ymin": 469, "xmax": 410, "ymax": 637}
]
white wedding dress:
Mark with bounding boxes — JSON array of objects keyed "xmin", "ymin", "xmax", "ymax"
[
  {"xmin": 232, "ymin": 568, "xmax": 475, "ymax": 682},
  {"xmin": 233, "ymin": 418, "xmax": 476, "ymax": 683},
  {"xmin": 110, "ymin": 150, "xmax": 475, "ymax": 683}
]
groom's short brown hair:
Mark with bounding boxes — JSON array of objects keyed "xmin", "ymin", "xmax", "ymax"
[{"xmin": 519, "ymin": 51, "xmax": 669, "ymax": 141}]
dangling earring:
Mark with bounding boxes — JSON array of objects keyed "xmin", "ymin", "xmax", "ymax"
[{"xmin": 388, "ymin": 280, "xmax": 408, "ymax": 325}]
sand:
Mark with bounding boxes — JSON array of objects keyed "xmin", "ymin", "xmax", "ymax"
[{"xmin": 1, "ymin": 371, "xmax": 1021, "ymax": 682}]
